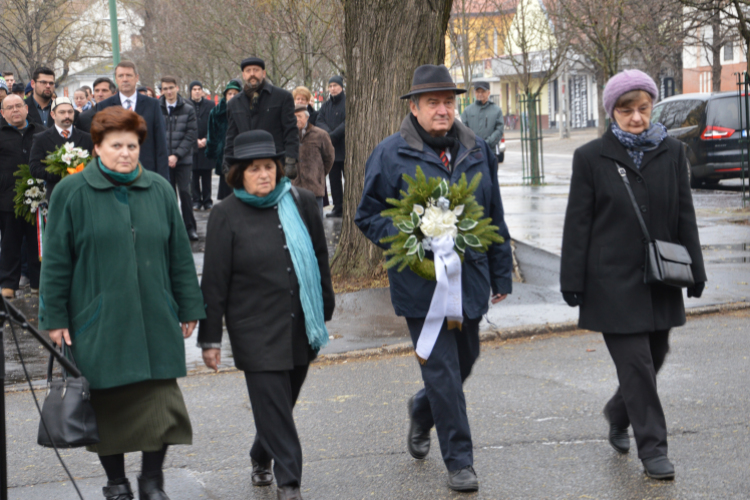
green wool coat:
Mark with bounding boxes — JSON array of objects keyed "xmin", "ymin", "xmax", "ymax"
[{"xmin": 39, "ymin": 161, "xmax": 206, "ymax": 390}]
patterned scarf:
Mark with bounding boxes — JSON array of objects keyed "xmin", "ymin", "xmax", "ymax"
[{"xmin": 610, "ymin": 122, "xmax": 668, "ymax": 169}]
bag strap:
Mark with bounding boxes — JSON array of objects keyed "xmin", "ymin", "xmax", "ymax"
[
  {"xmin": 46, "ymin": 344, "xmax": 78, "ymax": 383},
  {"xmin": 614, "ymin": 162, "xmax": 652, "ymax": 242},
  {"xmin": 290, "ymin": 185, "xmax": 301, "ymax": 204}
]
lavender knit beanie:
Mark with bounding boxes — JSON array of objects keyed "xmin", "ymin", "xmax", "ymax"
[{"xmin": 603, "ymin": 70, "xmax": 659, "ymax": 118}]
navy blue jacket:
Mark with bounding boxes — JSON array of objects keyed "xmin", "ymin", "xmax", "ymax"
[
  {"xmin": 355, "ymin": 115, "xmax": 512, "ymax": 319},
  {"xmin": 95, "ymin": 94, "xmax": 169, "ymax": 180}
]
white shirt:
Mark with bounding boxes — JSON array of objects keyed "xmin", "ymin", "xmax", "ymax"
[
  {"xmin": 55, "ymin": 124, "xmax": 73, "ymax": 138},
  {"xmin": 119, "ymin": 91, "xmax": 138, "ymax": 111},
  {"xmin": 165, "ymin": 99, "xmax": 177, "ymax": 114}
]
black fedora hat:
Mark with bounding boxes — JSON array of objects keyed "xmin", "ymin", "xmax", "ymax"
[
  {"xmin": 225, "ymin": 130, "xmax": 284, "ymax": 164},
  {"xmin": 400, "ymin": 64, "xmax": 467, "ymax": 100}
]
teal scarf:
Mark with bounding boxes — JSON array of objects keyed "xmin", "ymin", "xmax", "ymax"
[
  {"xmin": 234, "ymin": 178, "xmax": 329, "ymax": 351},
  {"xmin": 98, "ymin": 158, "xmax": 141, "ymax": 183}
]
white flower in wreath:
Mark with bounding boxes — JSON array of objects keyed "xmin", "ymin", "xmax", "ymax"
[
  {"xmin": 63, "ymin": 142, "xmax": 75, "ymax": 152},
  {"xmin": 420, "ymin": 205, "xmax": 458, "ymax": 239},
  {"xmin": 77, "ymin": 149, "xmax": 89, "ymax": 159},
  {"xmin": 27, "ymin": 179, "xmax": 34, "ymax": 185},
  {"xmin": 42, "ymin": 208, "xmax": 48, "ymax": 216},
  {"xmin": 61, "ymin": 153, "xmax": 74, "ymax": 165},
  {"xmin": 25, "ymin": 198, "xmax": 32, "ymax": 205},
  {"xmin": 27, "ymin": 186, "xmax": 40, "ymax": 198}
]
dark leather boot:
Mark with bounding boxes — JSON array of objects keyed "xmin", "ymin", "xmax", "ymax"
[
  {"xmin": 406, "ymin": 396, "xmax": 431, "ymax": 459},
  {"xmin": 603, "ymin": 406, "xmax": 630, "ymax": 453},
  {"xmin": 277, "ymin": 485, "xmax": 303, "ymax": 500},
  {"xmin": 137, "ymin": 473, "xmax": 169, "ymax": 500},
  {"xmin": 448, "ymin": 465, "xmax": 479, "ymax": 492},
  {"xmin": 251, "ymin": 458, "xmax": 274, "ymax": 486},
  {"xmin": 642, "ymin": 456, "xmax": 675, "ymax": 480},
  {"xmin": 103, "ymin": 478, "xmax": 134, "ymax": 500}
]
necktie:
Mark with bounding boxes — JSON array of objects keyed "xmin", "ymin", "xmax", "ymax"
[
  {"xmin": 124, "ymin": 99, "xmax": 132, "ymax": 110},
  {"xmin": 61, "ymin": 130, "xmax": 70, "ymax": 139},
  {"xmin": 439, "ymin": 150, "xmax": 450, "ymax": 171}
]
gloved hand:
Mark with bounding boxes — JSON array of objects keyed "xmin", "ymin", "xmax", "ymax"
[
  {"xmin": 687, "ymin": 282, "xmax": 705, "ymax": 298},
  {"xmin": 284, "ymin": 157, "xmax": 298, "ymax": 179},
  {"xmin": 562, "ymin": 291, "xmax": 584, "ymax": 307}
]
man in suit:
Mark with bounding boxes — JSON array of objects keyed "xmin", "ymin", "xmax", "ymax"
[
  {"xmin": 29, "ymin": 97, "xmax": 94, "ymax": 200},
  {"xmin": 187, "ymin": 80, "xmax": 215, "ymax": 210},
  {"xmin": 25, "ymin": 66, "xmax": 55, "ymax": 128},
  {"xmin": 76, "ymin": 77, "xmax": 117, "ymax": 133},
  {"xmin": 95, "ymin": 61, "xmax": 169, "ymax": 179},
  {"xmin": 223, "ymin": 57, "xmax": 299, "ymax": 178}
]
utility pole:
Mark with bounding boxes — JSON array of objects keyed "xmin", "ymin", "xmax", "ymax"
[{"xmin": 108, "ymin": 0, "xmax": 121, "ymax": 68}]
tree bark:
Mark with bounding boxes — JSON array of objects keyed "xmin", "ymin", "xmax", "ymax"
[{"xmin": 332, "ymin": 0, "xmax": 453, "ymax": 279}]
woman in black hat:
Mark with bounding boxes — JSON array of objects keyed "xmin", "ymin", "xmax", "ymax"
[{"xmin": 198, "ymin": 130, "xmax": 335, "ymax": 500}]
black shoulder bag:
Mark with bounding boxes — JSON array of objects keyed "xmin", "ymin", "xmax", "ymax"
[
  {"xmin": 615, "ymin": 162, "xmax": 695, "ymax": 288},
  {"xmin": 37, "ymin": 345, "xmax": 100, "ymax": 448}
]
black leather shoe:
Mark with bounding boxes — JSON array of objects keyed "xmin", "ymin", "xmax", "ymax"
[
  {"xmin": 137, "ymin": 473, "xmax": 169, "ymax": 499},
  {"xmin": 276, "ymin": 485, "xmax": 303, "ymax": 500},
  {"xmin": 103, "ymin": 478, "xmax": 134, "ymax": 500},
  {"xmin": 188, "ymin": 229, "xmax": 199, "ymax": 241},
  {"xmin": 448, "ymin": 465, "xmax": 479, "ymax": 492},
  {"xmin": 203, "ymin": 200, "xmax": 213, "ymax": 210},
  {"xmin": 407, "ymin": 396, "xmax": 431, "ymax": 459},
  {"xmin": 642, "ymin": 456, "xmax": 675, "ymax": 480},
  {"xmin": 192, "ymin": 202, "xmax": 201, "ymax": 211},
  {"xmin": 603, "ymin": 407, "xmax": 630, "ymax": 453},
  {"xmin": 251, "ymin": 458, "xmax": 274, "ymax": 487}
]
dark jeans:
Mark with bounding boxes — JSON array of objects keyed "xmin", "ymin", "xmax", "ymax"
[
  {"xmin": 217, "ymin": 173, "xmax": 231, "ymax": 200},
  {"xmin": 191, "ymin": 170, "xmax": 213, "ymax": 206},
  {"xmin": 245, "ymin": 364, "xmax": 309, "ymax": 487},
  {"xmin": 328, "ymin": 160, "xmax": 344, "ymax": 212},
  {"xmin": 169, "ymin": 165, "xmax": 196, "ymax": 231},
  {"xmin": 0, "ymin": 212, "xmax": 40, "ymax": 289},
  {"xmin": 406, "ymin": 315, "xmax": 481, "ymax": 472},
  {"xmin": 603, "ymin": 330, "xmax": 671, "ymax": 460}
]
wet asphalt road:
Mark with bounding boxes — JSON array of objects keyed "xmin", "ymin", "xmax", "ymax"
[{"xmin": 5, "ymin": 309, "xmax": 750, "ymax": 499}]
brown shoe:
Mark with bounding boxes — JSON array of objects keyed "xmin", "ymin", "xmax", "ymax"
[
  {"xmin": 1, "ymin": 288, "xmax": 14, "ymax": 299},
  {"xmin": 251, "ymin": 459, "xmax": 273, "ymax": 487},
  {"xmin": 277, "ymin": 485, "xmax": 303, "ymax": 500}
]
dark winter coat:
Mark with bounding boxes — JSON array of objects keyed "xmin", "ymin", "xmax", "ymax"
[
  {"xmin": 75, "ymin": 107, "xmax": 96, "ymax": 133},
  {"xmin": 560, "ymin": 128, "xmax": 707, "ymax": 334},
  {"xmin": 0, "ymin": 120, "xmax": 41, "ymax": 211},
  {"xmin": 96, "ymin": 94, "xmax": 170, "ymax": 180},
  {"xmin": 223, "ymin": 80, "xmax": 299, "ymax": 172},
  {"xmin": 460, "ymin": 100, "xmax": 504, "ymax": 149},
  {"xmin": 188, "ymin": 97, "xmax": 215, "ymax": 171},
  {"xmin": 307, "ymin": 104, "xmax": 318, "ymax": 127},
  {"xmin": 355, "ymin": 115, "xmax": 513, "ymax": 320},
  {"xmin": 292, "ymin": 124, "xmax": 334, "ymax": 197},
  {"xmin": 160, "ymin": 95, "xmax": 198, "ymax": 167},
  {"xmin": 29, "ymin": 126, "xmax": 94, "ymax": 200},
  {"xmin": 198, "ymin": 188, "xmax": 335, "ymax": 372},
  {"xmin": 315, "ymin": 92, "xmax": 345, "ymax": 161},
  {"xmin": 205, "ymin": 98, "xmax": 229, "ymax": 175}
]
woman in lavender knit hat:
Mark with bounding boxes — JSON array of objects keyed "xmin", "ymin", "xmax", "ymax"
[{"xmin": 560, "ymin": 69, "xmax": 706, "ymax": 481}]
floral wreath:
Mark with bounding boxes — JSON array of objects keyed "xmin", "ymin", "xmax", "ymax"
[
  {"xmin": 380, "ymin": 166, "xmax": 504, "ymax": 281},
  {"xmin": 44, "ymin": 141, "xmax": 91, "ymax": 178},
  {"xmin": 13, "ymin": 164, "xmax": 46, "ymax": 225}
]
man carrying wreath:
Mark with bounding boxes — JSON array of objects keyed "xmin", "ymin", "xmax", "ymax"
[{"xmin": 355, "ymin": 64, "xmax": 512, "ymax": 493}]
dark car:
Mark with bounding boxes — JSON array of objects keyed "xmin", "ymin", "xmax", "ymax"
[{"xmin": 651, "ymin": 91, "xmax": 747, "ymax": 187}]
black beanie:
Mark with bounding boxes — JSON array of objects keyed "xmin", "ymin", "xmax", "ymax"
[
  {"xmin": 188, "ymin": 80, "xmax": 202, "ymax": 92},
  {"xmin": 241, "ymin": 57, "xmax": 265, "ymax": 71},
  {"xmin": 328, "ymin": 75, "xmax": 344, "ymax": 87}
]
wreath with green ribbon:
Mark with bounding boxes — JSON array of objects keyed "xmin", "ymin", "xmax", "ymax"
[{"xmin": 380, "ymin": 166, "xmax": 504, "ymax": 281}]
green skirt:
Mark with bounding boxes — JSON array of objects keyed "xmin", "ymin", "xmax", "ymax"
[{"xmin": 86, "ymin": 378, "xmax": 192, "ymax": 456}]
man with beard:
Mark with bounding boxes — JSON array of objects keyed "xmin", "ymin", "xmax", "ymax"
[
  {"xmin": 223, "ymin": 57, "xmax": 299, "ymax": 178},
  {"xmin": 187, "ymin": 80, "xmax": 216, "ymax": 210},
  {"xmin": 25, "ymin": 67, "xmax": 56, "ymax": 128},
  {"xmin": 29, "ymin": 97, "xmax": 94, "ymax": 200}
]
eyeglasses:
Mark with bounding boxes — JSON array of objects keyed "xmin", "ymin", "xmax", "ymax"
[
  {"xmin": 614, "ymin": 106, "xmax": 652, "ymax": 118},
  {"xmin": 35, "ymin": 80, "xmax": 55, "ymax": 87},
  {"xmin": 2, "ymin": 103, "xmax": 25, "ymax": 111}
]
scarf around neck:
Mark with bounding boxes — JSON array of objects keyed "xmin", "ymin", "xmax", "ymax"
[
  {"xmin": 233, "ymin": 178, "xmax": 330, "ymax": 351},
  {"xmin": 409, "ymin": 114, "xmax": 460, "ymax": 168},
  {"xmin": 610, "ymin": 122, "xmax": 668, "ymax": 169},
  {"xmin": 98, "ymin": 158, "xmax": 142, "ymax": 184}
]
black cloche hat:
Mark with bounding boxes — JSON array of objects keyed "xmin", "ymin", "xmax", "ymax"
[
  {"xmin": 225, "ymin": 130, "xmax": 284, "ymax": 164},
  {"xmin": 400, "ymin": 64, "xmax": 467, "ymax": 100}
]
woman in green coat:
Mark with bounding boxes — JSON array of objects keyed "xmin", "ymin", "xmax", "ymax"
[{"xmin": 40, "ymin": 106, "xmax": 206, "ymax": 500}]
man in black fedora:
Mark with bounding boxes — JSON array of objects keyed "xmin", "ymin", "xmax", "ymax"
[
  {"xmin": 355, "ymin": 64, "xmax": 513, "ymax": 493},
  {"xmin": 223, "ymin": 57, "xmax": 299, "ymax": 179}
]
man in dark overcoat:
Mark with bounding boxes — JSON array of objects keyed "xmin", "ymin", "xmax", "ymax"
[
  {"xmin": 187, "ymin": 81, "xmax": 216, "ymax": 210},
  {"xmin": 315, "ymin": 76, "xmax": 345, "ymax": 217},
  {"xmin": 223, "ymin": 57, "xmax": 299, "ymax": 178},
  {"xmin": 355, "ymin": 65, "xmax": 513, "ymax": 493}
]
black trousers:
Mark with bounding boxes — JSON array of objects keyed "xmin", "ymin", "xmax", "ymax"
[
  {"xmin": 217, "ymin": 173, "xmax": 231, "ymax": 200},
  {"xmin": 169, "ymin": 165, "xmax": 196, "ymax": 231},
  {"xmin": 0, "ymin": 212, "xmax": 40, "ymax": 289},
  {"xmin": 191, "ymin": 170, "xmax": 213, "ymax": 205},
  {"xmin": 603, "ymin": 330, "xmax": 670, "ymax": 460},
  {"xmin": 245, "ymin": 364, "xmax": 309, "ymax": 487},
  {"xmin": 328, "ymin": 160, "xmax": 344, "ymax": 211},
  {"xmin": 406, "ymin": 315, "xmax": 481, "ymax": 472}
]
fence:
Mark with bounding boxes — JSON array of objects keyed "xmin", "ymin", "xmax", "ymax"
[
  {"xmin": 519, "ymin": 93, "xmax": 545, "ymax": 186},
  {"xmin": 735, "ymin": 73, "xmax": 750, "ymax": 208}
]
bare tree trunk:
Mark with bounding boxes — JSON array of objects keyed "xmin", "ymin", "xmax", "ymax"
[
  {"xmin": 332, "ymin": 0, "xmax": 453, "ymax": 279},
  {"xmin": 711, "ymin": 12, "xmax": 723, "ymax": 92}
]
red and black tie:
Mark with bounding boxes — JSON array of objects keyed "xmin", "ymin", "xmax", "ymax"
[{"xmin": 439, "ymin": 150, "xmax": 450, "ymax": 171}]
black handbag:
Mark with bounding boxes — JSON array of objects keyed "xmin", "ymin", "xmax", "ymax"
[
  {"xmin": 615, "ymin": 163, "xmax": 695, "ymax": 288},
  {"xmin": 37, "ymin": 345, "xmax": 100, "ymax": 448}
]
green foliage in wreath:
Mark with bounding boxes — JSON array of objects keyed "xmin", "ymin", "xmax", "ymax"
[
  {"xmin": 380, "ymin": 166, "xmax": 504, "ymax": 281},
  {"xmin": 13, "ymin": 164, "xmax": 46, "ymax": 225}
]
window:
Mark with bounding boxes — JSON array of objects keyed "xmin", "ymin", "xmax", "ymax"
[
  {"xmin": 724, "ymin": 41, "xmax": 734, "ymax": 62},
  {"xmin": 653, "ymin": 100, "xmax": 706, "ymax": 130},
  {"xmin": 707, "ymin": 97, "xmax": 740, "ymax": 130}
]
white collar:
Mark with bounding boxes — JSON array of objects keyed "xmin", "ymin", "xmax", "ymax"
[
  {"xmin": 55, "ymin": 124, "xmax": 73, "ymax": 137},
  {"xmin": 119, "ymin": 91, "xmax": 137, "ymax": 108}
]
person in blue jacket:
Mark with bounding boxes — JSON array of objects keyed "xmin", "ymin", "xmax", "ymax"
[{"xmin": 355, "ymin": 64, "xmax": 512, "ymax": 494}]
